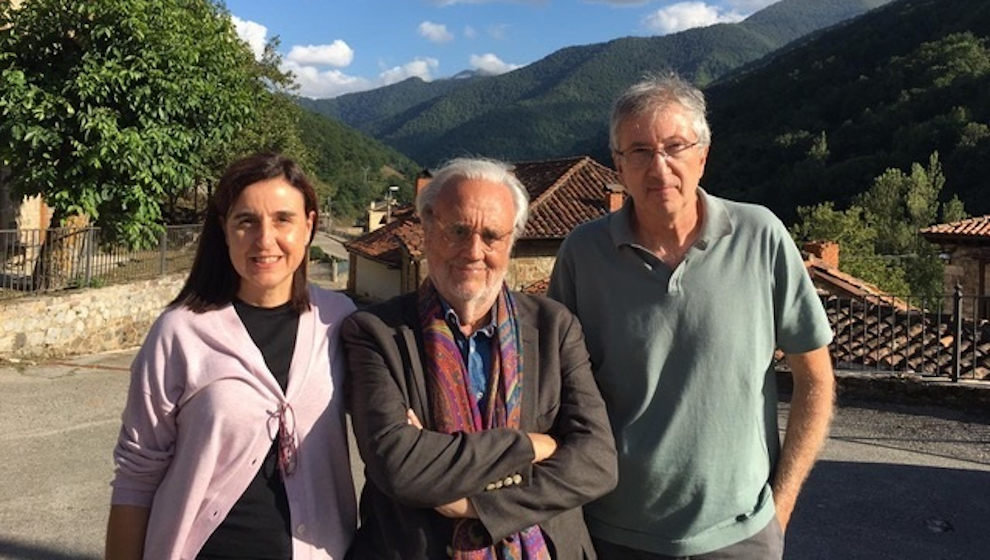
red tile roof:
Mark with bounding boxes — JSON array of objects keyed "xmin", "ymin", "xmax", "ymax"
[
  {"xmin": 346, "ymin": 156, "xmax": 621, "ymax": 265},
  {"xmin": 804, "ymin": 254, "xmax": 913, "ymax": 311},
  {"xmin": 518, "ymin": 156, "xmax": 621, "ymax": 239},
  {"xmin": 343, "ymin": 209, "xmax": 420, "ymax": 266},
  {"xmin": 920, "ymin": 215, "xmax": 990, "ymax": 242}
]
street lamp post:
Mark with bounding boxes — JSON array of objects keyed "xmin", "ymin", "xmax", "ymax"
[
  {"xmin": 386, "ymin": 185, "xmax": 399, "ymax": 224},
  {"xmin": 325, "ymin": 195, "xmax": 332, "ymax": 231}
]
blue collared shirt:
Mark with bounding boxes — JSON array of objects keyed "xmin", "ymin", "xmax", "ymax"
[{"xmin": 442, "ymin": 301, "xmax": 498, "ymax": 413}]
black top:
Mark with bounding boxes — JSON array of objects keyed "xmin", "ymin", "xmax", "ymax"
[{"xmin": 197, "ymin": 300, "xmax": 300, "ymax": 559}]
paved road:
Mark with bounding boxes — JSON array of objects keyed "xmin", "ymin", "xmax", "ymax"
[
  {"xmin": 311, "ymin": 231, "xmax": 349, "ymax": 262},
  {"xmin": 1, "ymin": 351, "xmax": 987, "ymax": 559}
]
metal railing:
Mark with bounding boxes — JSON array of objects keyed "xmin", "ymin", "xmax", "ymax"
[
  {"xmin": 0, "ymin": 225, "xmax": 201, "ymax": 299},
  {"xmin": 823, "ymin": 288, "xmax": 989, "ymax": 381}
]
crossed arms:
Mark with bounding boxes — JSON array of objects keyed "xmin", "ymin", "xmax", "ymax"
[{"xmin": 341, "ymin": 303, "xmax": 617, "ymax": 541}]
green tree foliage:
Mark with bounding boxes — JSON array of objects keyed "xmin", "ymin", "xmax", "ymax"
[
  {"xmin": 706, "ymin": 0, "xmax": 990, "ymax": 221},
  {"xmin": 792, "ymin": 202, "xmax": 910, "ymax": 295},
  {"xmin": 227, "ymin": 37, "xmax": 312, "ymax": 172},
  {"xmin": 792, "ymin": 154, "xmax": 967, "ymax": 300},
  {"xmin": 0, "ymin": 0, "xmax": 265, "ymax": 247}
]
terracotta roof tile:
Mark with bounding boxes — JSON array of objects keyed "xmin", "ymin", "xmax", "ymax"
[
  {"xmin": 343, "ymin": 208, "xmax": 418, "ymax": 266},
  {"xmin": 518, "ymin": 156, "xmax": 621, "ymax": 239},
  {"xmin": 822, "ymin": 294, "xmax": 989, "ymax": 380},
  {"xmin": 804, "ymin": 254, "xmax": 913, "ymax": 311},
  {"xmin": 346, "ymin": 156, "xmax": 621, "ymax": 265},
  {"xmin": 801, "ymin": 254, "xmax": 988, "ymax": 379},
  {"xmin": 920, "ymin": 214, "xmax": 990, "ymax": 241}
]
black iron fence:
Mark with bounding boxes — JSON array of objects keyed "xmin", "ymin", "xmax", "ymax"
[
  {"xmin": 823, "ymin": 288, "xmax": 989, "ymax": 381},
  {"xmin": 0, "ymin": 225, "xmax": 201, "ymax": 299}
]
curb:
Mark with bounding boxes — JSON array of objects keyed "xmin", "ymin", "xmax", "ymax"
[{"xmin": 776, "ymin": 369, "xmax": 990, "ymax": 412}]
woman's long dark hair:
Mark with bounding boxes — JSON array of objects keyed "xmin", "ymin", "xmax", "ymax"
[{"xmin": 171, "ymin": 152, "xmax": 319, "ymax": 313}]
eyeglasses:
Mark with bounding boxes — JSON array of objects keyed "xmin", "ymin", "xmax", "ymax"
[
  {"xmin": 426, "ymin": 216, "xmax": 514, "ymax": 253},
  {"xmin": 615, "ymin": 141, "xmax": 700, "ymax": 169}
]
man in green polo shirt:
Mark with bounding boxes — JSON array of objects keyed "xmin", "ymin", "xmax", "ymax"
[{"xmin": 547, "ymin": 73, "xmax": 835, "ymax": 559}]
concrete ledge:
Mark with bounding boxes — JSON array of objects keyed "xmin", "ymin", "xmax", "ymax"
[{"xmin": 777, "ymin": 369, "xmax": 990, "ymax": 411}]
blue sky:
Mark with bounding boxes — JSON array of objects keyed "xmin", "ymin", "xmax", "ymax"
[{"xmin": 224, "ymin": 0, "xmax": 777, "ymax": 99}]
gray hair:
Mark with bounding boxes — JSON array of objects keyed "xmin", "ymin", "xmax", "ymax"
[
  {"xmin": 609, "ymin": 72, "xmax": 711, "ymax": 152},
  {"xmin": 416, "ymin": 157, "xmax": 530, "ymax": 238}
]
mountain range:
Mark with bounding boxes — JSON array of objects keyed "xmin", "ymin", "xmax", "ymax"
[{"xmin": 300, "ymin": 0, "xmax": 893, "ymax": 166}]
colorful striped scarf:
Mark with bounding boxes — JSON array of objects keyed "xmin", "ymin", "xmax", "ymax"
[{"xmin": 419, "ymin": 280, "xmax": 550, "ymax": 560}]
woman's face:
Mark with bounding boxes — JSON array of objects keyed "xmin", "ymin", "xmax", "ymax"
[{"xmin": 222, "ymin": 176, "xmax": 313, "ymax": 307}]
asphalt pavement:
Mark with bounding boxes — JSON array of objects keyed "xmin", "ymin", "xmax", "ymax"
[{"xmin": 1, "ymin": 351, "xmax": 988, "ymax": 559}]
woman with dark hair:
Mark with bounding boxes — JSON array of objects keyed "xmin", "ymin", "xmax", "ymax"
[{"xmin": 105, "ymin": 152, "xmax": 356, "ymax": 559}]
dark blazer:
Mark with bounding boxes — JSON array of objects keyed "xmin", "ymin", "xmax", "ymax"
[{"xmin": 342, "ymin": 291, "xmax": 617, "ymax": 559}]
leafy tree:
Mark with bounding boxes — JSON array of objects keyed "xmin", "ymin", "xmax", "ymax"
[
  {"xmin": 0, "ymin": 0, "xmax": 266, "ymax": 247},
  {"xmin": 226, "ymin": 36, "xmax": 312, "ymax": 170},
  {"xmin": 792, "ymin": 153, "xmax": 968, "ymax": 302},
  {"xmin": 791, "ymin": 201, "xmax": 910, "ymax": 295}
]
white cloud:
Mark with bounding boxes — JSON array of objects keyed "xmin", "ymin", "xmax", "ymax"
[
  {"xmin": 282, "ymin": 60, "xmax": 371, "ymax": 98},
  {"xmin": 464, "ymin": 25, "xmax": 478, "ymax": 39},
  {"xmin": 418, "ymin": 21, "xmax": 455, "ymax": 43},
  {"xmin": 286, "ymin": 41, "xmax": 354, "ymax": 67},
  {"xmin": 230, "ymin": 15, "xmax": 267, "ymax": 61},
  {"xmin": 469, "ymin": 53, "xmax": 520, "ymax": 75},
  {"xmin": 288, "ymin": 56, "xmax": 446, "ymax": 99},
  {"xmin": 643, "ymin": 2, "xmax": 745, "ymax": 35},
  {"xmin": 379, "ymin": 57, "xmax": 440, "ymax": 85}
]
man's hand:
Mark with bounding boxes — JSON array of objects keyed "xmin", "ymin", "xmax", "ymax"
[
  {"xmin": 527, "ymin": 433, "xmax": 558, "ymax": 463},
  {"xmin": 434, "ymin": 498, "xmax": 479, "ymax": 518},
  {"xmin": 406, "ymin": 408, "xmax": 423, "ymax": 429}
]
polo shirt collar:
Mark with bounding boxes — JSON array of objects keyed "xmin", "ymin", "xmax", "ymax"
[{"xmin": 609, "ymin": 186, "xmax": 734, "ymax": 251}]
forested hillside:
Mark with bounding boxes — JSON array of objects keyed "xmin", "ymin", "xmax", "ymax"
[
  {"xmin": 300, "ymin": 0, "xmax": 891, "ymax": 166},
  {"xmin": 296, "ymin": 110, "xmax": 421, "ymax": 219},
  {"xmin": 700, "ymin": 0, "xmax": 990, "ymax": 221},
  {"xmin": 296, "ymin": 75, "xmax": 480, "ymax": 138}
]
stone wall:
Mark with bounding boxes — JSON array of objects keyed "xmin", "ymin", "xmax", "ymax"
[
  {"xmin": 507, "ymin": 239, "xmax": 560, "ymax": 291},
  {"xmin": 941, "ymin": 245, "xmax": 989, "ymax": 320},
  {"xmin": 0, "ymin": 273, "xmax": 186, "ymax": 360}
]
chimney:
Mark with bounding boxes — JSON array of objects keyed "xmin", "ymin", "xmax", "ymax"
[
  {"xmin": 605, "ymin": 183, "xmax": 625, "ymax": 213},
  {"xmin": 803, "ymin": 240, "xmax": 839, "ymax": 269},
  {"xmin": 415, "ymin": 169, "xmax": 433, "ymax": 198}
]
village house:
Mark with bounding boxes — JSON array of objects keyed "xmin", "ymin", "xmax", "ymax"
[
  {"xmin": 920, "ymin": 214, "xmax": 990, "ymax": 320},
  {"xmin": 343, "ymin": 155, "xmax": 621, "ymax": 302}
]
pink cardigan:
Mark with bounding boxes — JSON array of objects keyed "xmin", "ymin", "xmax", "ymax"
[{"xmin": 111, "ymin": 286, "xmax": 357, "ymax": 559}]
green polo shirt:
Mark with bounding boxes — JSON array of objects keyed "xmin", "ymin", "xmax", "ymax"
[{"xmin": 547, "ymin": 189, "xmax": 832, "ymax": 556}]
